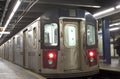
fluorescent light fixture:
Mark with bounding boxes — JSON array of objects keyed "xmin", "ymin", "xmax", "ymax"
[
  {"xmin": 0, "ymin": 32, "xmax": 10, "ymax": 34},
  {"xmin": 3, "ymin": 0, "xmax": 21, "ymax": 32},
  {"xmin": 92, "ymin": 6, "xmax": 101, "ymax": 8},
  {"xmin": 93, "ymin": 8, "xmax": 115, "ymax": 17},
  {"xmin": 109, "ymin": 27, "xmax": 119, "ymax": 31},
  {"xmin": 110, "ymin": 22, "xmax": 120, "ymax": 27},
  {"xmin": 81, "ymin": 5, "xmax": 101, "ymax": 8},
  {"xmin": 116, "ymin": 5, "xmax": 120, "ymax": 9},
  {"xmin": 0, "ymin": 0, "xmax": 21, "ymax": 38}
]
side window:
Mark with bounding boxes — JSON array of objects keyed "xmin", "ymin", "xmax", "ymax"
[
  {"xmin": 64, "ymin": 24, "xmax": 76, "ymax": 47},
  {"xmin": 33, "ymin": 28, "xmax": 37, "ymax": 48},
  {"xmin": 17, "ymin": 36, "xmax": 21, "ymax": 48},
  {"xmin": 9, "ymin": 41, "xmax": 11, "ymax": 47},
  {"xmin": 28, "ymin": 31, "xmax": 32, "ymax": 47},
  {"xmin": 87, "ymin": 25, "xmax": 96, "ymax": 46},
  {"xmin": 44, "ymin": 23, "xmax": 58, "ymax": 46},
  {"xmin": 28, "ymin": 26, "xmax": 33, "ymax": 48}
]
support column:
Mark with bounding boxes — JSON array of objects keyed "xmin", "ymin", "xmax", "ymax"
[{"xmin": 102, "ymin": 18, "xmax": 111, "ymax": 64}]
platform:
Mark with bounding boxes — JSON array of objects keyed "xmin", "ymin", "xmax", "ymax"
[
  {"xmin": 0, "ymin": 58, "xmax": 46, "ymax": 79},
  {"xmin": 99, "ymin": 58, "xmax": 120, "ymax": 72}
]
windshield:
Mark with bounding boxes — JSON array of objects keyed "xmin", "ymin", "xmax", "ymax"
[
  {"xmin": 44, "ymin": 23, "xmax": 58, "ymax": 46},
  {"xmin": 87, "ymin": 25, "xmax": 96, "ymax": 46}
]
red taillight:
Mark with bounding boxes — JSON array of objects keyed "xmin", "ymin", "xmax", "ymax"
[
  {"xmin": 88, "ymin": 50, "xmax": 95, "ymax": 57},
  {"xmin": 87, "ymin": 49, "xmax": 97, "ymax": 66},
  {"xmin": 43, "ymin": 50, "xmax": 58, "ymax": 69},
  {"xmin": 48, "ymin": 52, "xmax": 55, "ymax": 59}
]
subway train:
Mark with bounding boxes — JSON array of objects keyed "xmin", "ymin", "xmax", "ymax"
[{"xmin": 0, "ymin": 8, "xmax": 99, "ymax": 78}]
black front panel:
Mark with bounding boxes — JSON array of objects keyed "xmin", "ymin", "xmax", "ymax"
[
  {"xmin": 85, "ymin": 12, "xmax": 97, "ymax": 49},
  {"xmin": 41, "ymin": 10, "xmax": 60, "ymax": 49}
]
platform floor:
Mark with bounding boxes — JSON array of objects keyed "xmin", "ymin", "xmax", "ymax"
[
  {"xmin": 0, "ymin": 58, "xmax": 46, "ymax": 79},
  {"xmin": 99, "ymin": 58, "xmax": 120, "ymax": 72},
  {"xmin": 1, "ymin": 57, "xmax": 120, "ymax": 79}
]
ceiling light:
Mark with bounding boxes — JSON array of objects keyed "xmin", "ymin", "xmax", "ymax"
[
  {"xmin": 0, "ymin": 0, "xmax": 21, "ymax": 38},
  {"xmin": 110, "ymin": 22, "xmax": 120, "ymax": 27},
  {"xmin": 93, "ymin": 8, "xmax": 115, "ymax": 17},
  {"xmin": 116, "ymin": 5, "xmax": 120, "ymax": 9},
  {"xmin": 3, "ymin": 0, "xmax": 21, "ymax": 32},
  {"xmin": 92, "ymin": 6, "xmax": 101, "ymax": 8},
  {"xmin": 0, "ymin": 32, "xmax": 10, "ymax": 34},
  {"xmin": 109, "ymin": 27, "xmax": 119, "ymax": 31}
]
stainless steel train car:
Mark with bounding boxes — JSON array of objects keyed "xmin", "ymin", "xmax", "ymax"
[{"xmin": 0, "ymin": 9, "xmax": 99, "ymax": 78}]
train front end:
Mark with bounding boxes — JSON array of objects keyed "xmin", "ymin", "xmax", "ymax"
[{"xmin": 40, "ymin": 9, "xmax": 99, "ymax": 78}]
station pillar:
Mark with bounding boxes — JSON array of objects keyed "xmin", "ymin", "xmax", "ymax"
[{"xmin": 102, "ymin": 18, "xmax": 111, "ymax": 64}]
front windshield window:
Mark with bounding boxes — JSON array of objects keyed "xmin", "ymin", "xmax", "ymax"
[{"xmin": 44, "ymin": 23, "xmax": 58, "ymax": 46}]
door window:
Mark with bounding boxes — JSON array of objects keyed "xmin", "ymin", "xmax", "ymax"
[
  {"xmin": 64, "ymin": 24, "xmax": 77, "ymax": 47},
  {"xmin": 33, "ymin": 28, "xmax": 37, "ymax": 48},
  {"xmin": 17, "ymin": 36, "xmax": 21, "ymax": 48}
]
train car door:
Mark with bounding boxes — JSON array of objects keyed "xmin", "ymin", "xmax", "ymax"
[
  {"xmin": 3, "ymin": 44, "xmax": 5, "ymax": 59},
  {"xmin": 2, "ymin": 45, "xmax": 4, "ymax": 59},
  {"xmin": 62, "ymin": 19, "xmax": 82, "ymax": 70},
  {"xmin": 4, "ymin": 43, "xmax": 9, "ymax": 60},
  {"xmin": 9, "ymin": 40, "xmax": 13, "ymax": 61},
  {"xmin": 13, "ymin": 37, "xmax": 15, "ymax": 62},
  {"xmin": 29, "ymin": 27, "xmax": 38, "ymax": 71},
  {"xmin": 27, "ymin": 28, "xmax": 33, "ymax": 69},
  {"xmin": 23, "ymin": 29, "xmax": 29, "ymax": 68},
  {"xmin": 7, "ymin": 42, "xmax": 9, "ymax": 60}
]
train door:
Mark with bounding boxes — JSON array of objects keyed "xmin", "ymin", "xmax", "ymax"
[
  {"xmin": 2, "ymin": 45, "xmax": 4, "ymax": 59},
  {"xmin": 4, "ymin": 43, "xmax": 9, "ymax": 60},
  {"xmin": 30, "ymin": 27, "xmax": 38, "ymax": 71},
  {"xmin": 4, "ymin": 44, "xmax": 6, "ymax": 59},
  {"xmin": 13, "ymin": 37, "xmax": 15, "ymax": 62},
  {"xmin": 1, "ymin": 47, "xmax": 3, "ymax": 58},
  {"xmin": 62, "ymin": 19, "xmax": 82, "ymax": 70},
  {"xmin": 27, "ymin": 28, "xmax": 32, "ymax": 69},
  {"xmin": 3, "ymin": 45, "xmax": 5, "ymax": 59},
  {"xmin": 9, "ymin": 40, "xmax": 13, "ymax": 61},
  {"xmin": 23, "ymin": 29, "xmax": 29, "ymax": 68},
  {"xmin": 7, "ymin": 42, "xmax": 9, "ymax": 60}
]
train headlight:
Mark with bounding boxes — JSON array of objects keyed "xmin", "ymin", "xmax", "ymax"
[
  {"xmin": 43, "ymin": 50, "xmax": 58, "ymax": 69},
  {"xmin": 48, "ymin": 59, "xmax": 53, "ymax": 64},
  {"xmin": 48, "ymin": 53, "xmax": 55, "ymax": 59},
  {"xmin": 48, "ymin": 52, "xmax": 56, "ymax": 65},
  {"xmin": 88, "ymin": 50, "xmax": 95, "ymax": 58},
  {"xmin": 87, "ymin": 49, "xmax": 97, "ymax": 66},
  {"xmin": 90, "ymin": 58, "xmax": 94, "ymax": 62}
]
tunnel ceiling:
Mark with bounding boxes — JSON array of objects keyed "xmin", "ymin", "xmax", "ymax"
[
  {"xmin": 0, "ymin": 0, "xmax": 6, "ymax": 25},
  {"xmin": 0, "ymin": 0, "xmax": 120, "ymax": 44}
]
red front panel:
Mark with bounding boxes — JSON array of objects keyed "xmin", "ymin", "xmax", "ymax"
[
  {"xmin": 43, "ymin": 50, "xmax": 58, "ymax": 69},
  {"xmin": 87, "ymin": 49, "xmax": 97, "ymax": 66}
]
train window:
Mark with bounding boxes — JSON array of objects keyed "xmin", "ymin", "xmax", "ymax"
[
  {"xmin": 9, "ymin": 41, "xmax": 11, "ymax": 47},
  {"xmin": 87, "ymin": 25, "xmax": 95, "ymax": 46},
  {"xmin": 28, "ymin": 31, "xmax": 32, "ymax": 47},
  {"xmin": 64, "ymin": 24, "xmax": 76, "ymax": 47},
  {"xmin": 44, "ymin": 23, "xmax": 58, "ymax": 46},
  {"xmin": 33, "ymin": 28, "xmax": 37, "ymax": 48},
  {"xmin": 17, "ymin": 36, "xmax": 21, "ymax": 48}
]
